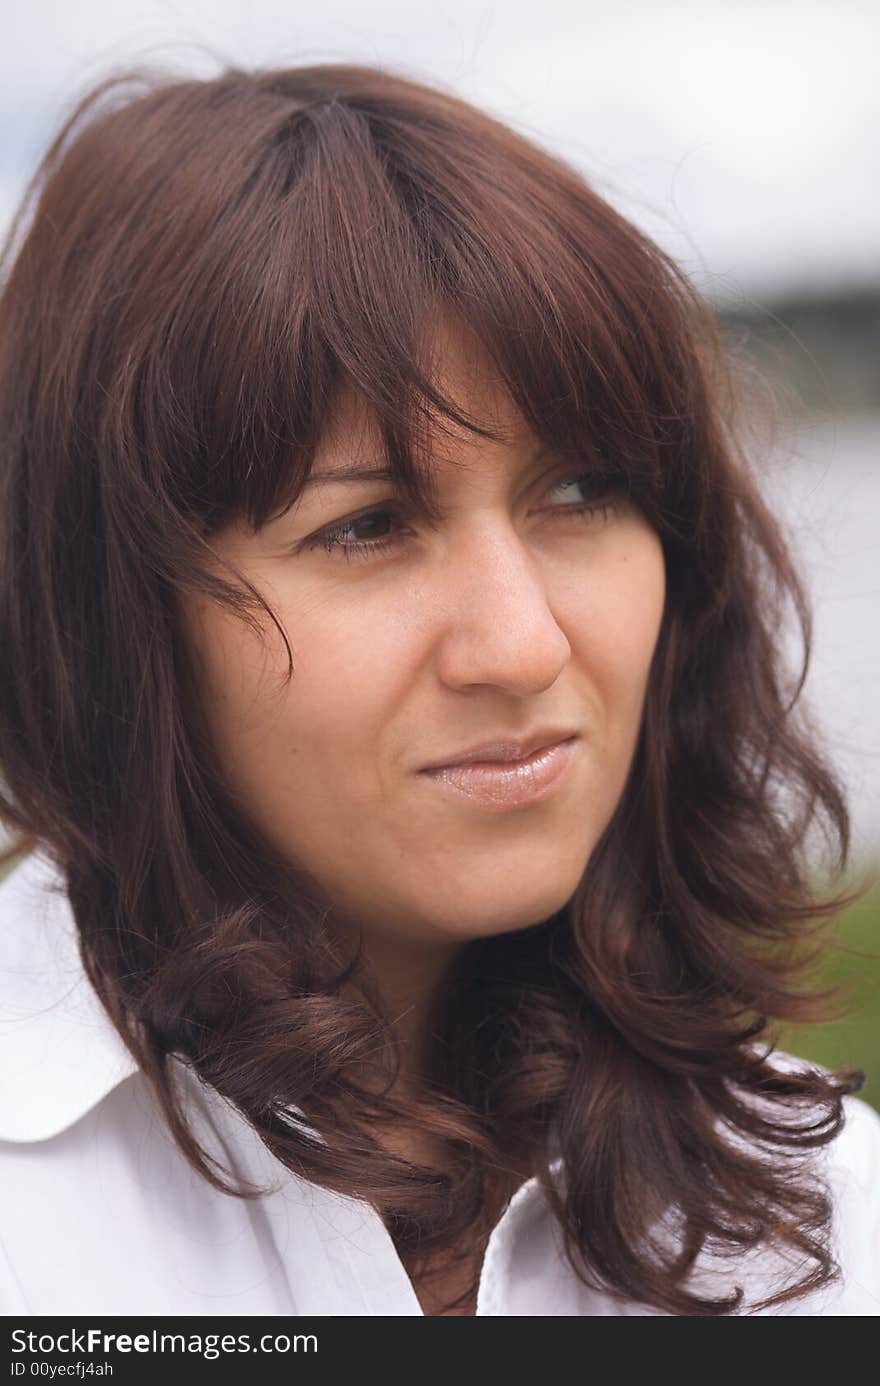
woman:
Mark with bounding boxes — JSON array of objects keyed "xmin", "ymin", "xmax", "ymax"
[{"xmin": 0, "ymin": 61, "xmax": 877, "ymax": 1318}]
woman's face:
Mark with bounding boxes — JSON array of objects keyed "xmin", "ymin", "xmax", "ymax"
[{"xmin": 179, "ymin": 326, "xmax": 666, "ymax": 969}]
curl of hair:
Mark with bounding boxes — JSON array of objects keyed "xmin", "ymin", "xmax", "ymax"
[{"xmin": 0, "ymin": 58, "xmax": 868, "ymax": 1315}]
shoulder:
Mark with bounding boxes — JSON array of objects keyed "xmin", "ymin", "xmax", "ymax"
[
  {"xmin": 830, "ymin": 1089, "xmax": 880, "ymax": 1190},
  {"xmin": 761, "ymin": 1046, "xmax": 880, "ymax": 1204},
  {"xmin": 0, "ymin": 849, "xmax": 139, "ymax": 1142},
  {"xmin": 759, "ymin": 1090, "xmax": 880, "ymax": 1316},
  {"xmin": 823, "ymin": 1092, "xmax": 880, "ymax": 1302},
  {"xmin": 708, "ymin": 1053, "xmax": 880, "ymax": 1315},
  {"xmin": 0, "ymin": 854, "xmax": 322, "ymax": 1314}
]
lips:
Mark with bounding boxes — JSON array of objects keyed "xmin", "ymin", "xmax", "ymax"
[
  {"xmin": 419, "ymin": 735, "xmax": 580, "ymax": 811},
  {"xmin": 422, "ymin": 729, "xmax": 578, "ymax": 771}
]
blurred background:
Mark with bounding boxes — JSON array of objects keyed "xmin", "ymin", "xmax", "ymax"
[{"xmin": 1, "ymin": 0, "xmax": 878, "ymax": 1106}]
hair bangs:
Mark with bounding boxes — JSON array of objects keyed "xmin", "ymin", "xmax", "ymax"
[{"xmin": 138, "ymin": 76, "xmax": 701, "ymax": 550}]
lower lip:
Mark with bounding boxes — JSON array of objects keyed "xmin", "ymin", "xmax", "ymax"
[{"xmin": 420, "ymin": 736, "xmax": 579, "ymax": 812}]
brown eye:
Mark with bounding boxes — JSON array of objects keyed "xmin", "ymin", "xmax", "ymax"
[{"xmin": 308, "ymin": 506, "xmax": 406, "ymax": 561}]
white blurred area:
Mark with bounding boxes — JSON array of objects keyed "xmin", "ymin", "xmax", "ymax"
[
  {"xmin": 2, "ymin": 0, "xmax": 878, "ymax": 298},
  {"xmin": 760, "ymin": 410, "xmax": 880, "ymax": 864},
  {"xmin": 1, "ymin": 1, "xmax": 878, "ymax": 859}
]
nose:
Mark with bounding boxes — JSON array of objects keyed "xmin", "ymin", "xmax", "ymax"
[{"xmin": 432, "ymin": 519, "xmax": 572, "ymax": 696}]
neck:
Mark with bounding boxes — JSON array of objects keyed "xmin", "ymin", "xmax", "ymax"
[{"xmin": 358, "ymin": 927, "xmax": 467, "ymax": 1081}]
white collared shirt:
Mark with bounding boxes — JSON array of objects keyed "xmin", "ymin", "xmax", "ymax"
[{"xmin": 1, "ymin": 848, "xmax": 878, "ymax": 1316}]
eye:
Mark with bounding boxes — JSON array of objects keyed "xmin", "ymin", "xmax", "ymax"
[
  {"xmin": 545, "ymin": 471, "xmax": 622, "ymax": 516},
  {"xmin": 302, "ymin": 468, "xmax": 626, "ymax": 562},
  {"xmin": 306, "ymin": 506, "xmax": 404, "ymax": 562}
]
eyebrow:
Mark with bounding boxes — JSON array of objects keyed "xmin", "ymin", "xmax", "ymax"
[
  {"xmin": 302, "ymin": 465, "xmax": 399, "ymax": 487},
  {"xmin": 302, "ymin": 445, "xmax": 554, "ymax": 488}
]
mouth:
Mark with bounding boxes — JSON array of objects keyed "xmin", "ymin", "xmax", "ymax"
[
  {"xmin": 421, "ymin": 727, "xmax": 579, "ymax": 771},
  {"xmin": 418, "ymin": 734, "xmax": 579, "ymax": 812}
]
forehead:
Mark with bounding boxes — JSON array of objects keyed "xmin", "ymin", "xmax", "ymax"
[{"xmin": 312, "ymin": 317, "xmax": 534, "ymax": 482}]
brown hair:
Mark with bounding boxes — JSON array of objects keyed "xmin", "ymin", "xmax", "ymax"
[{"xmin": 0, "ymin": 59, "xmax": 867, "ymax": 1315}]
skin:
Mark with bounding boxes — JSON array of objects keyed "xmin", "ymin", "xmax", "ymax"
[{"xmin": 178, "ymin": 320, "xmax": 667, "ymax": 1084}]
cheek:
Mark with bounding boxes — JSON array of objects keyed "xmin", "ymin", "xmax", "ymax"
[
  {"xmin": 177, "ymin": 597, "xmax": 262, "ymax": 736},
  {"xmin": 180, "ymin": 580, "xmax": 411, "ymax": 801},
  {"xmin": 569, "ymin": 528, "xmax": 666, "ymax": 731},
  {"xmin": 297, "ymin": 600, "xmax": 398, "ymax": 690},
  {"xmin": 176, "ymin": 588, "xmax": 304, "ymax": 778}
]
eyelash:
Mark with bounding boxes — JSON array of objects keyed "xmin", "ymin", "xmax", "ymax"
[{"xmin": 306, "ymin": 471, "xmax": 624, "ymax": 563}]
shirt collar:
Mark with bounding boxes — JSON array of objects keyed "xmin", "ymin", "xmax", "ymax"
[{"xmin": 0, "ymin": 848, "xmax": 139, "ymax": 1143}]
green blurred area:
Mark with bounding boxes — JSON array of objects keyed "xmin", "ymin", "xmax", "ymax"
[
  {"xmin": 0, "ymin": 850, "xmax": 878, "ymax": 1112},
  {"xmin": 779, "ymin": 869, "xmax": 880, "ymax": 1113}
]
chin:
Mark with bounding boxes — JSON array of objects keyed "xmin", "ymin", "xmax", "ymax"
[{"xmin": 438, "ymin": 887, "xmax": 574, "ymax": 944}]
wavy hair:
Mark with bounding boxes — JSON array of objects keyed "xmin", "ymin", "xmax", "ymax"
[{"xmin": 0, "ymin": 59, "xmax": 868, "ymax": 1315}]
